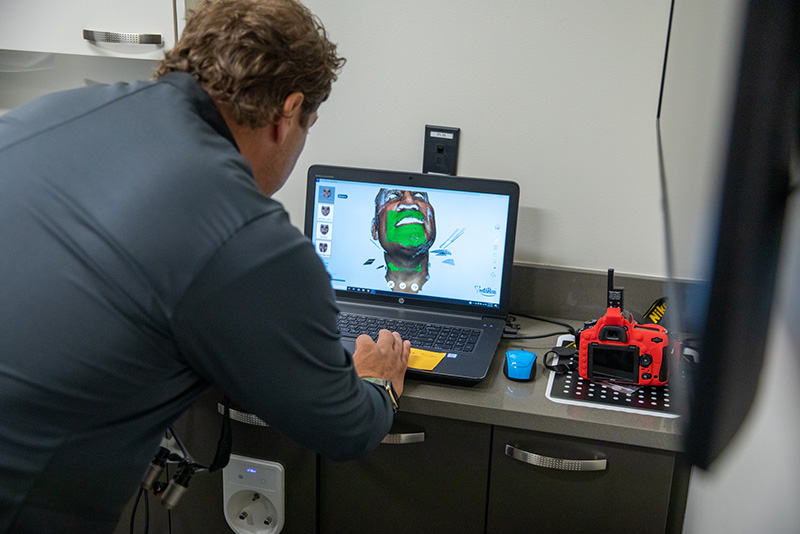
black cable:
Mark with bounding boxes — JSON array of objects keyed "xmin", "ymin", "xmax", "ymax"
[
  {"xmin": 129, "ymin": 487, "xmax": 149, "ymax": 534},
  {"xmin": 543, "ymin": 347, "xmax": 579, "ymax": 374},
  {"xmin": 143, "ymin": 487, "xmax": 150, "ymax": 534},
  {"xmin": 503, "ymin": 331, "xmax": 571, "ymax": 340},
  {"xmin": 208, "ymin": 396, "xmax": 232, "ymax": 473},
  {"xmin": 129, "ymin": 488, "xmax": 142, "ymax": 534},
  {"xmin": 505, "ymin": 313, "xmax": 577, "ymax": 338},
  {"xmin": 166, "ymin": 463, "xmax": 172, "ymax": 534}
]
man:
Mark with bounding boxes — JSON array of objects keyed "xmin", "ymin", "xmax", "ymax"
[
  {"xmin": 371, "ymin": 188, "xmax": 437, "ymax": 293},
  {"xmin": 0, "ymin": 0, "xmax": 409, "ymax": 532}
]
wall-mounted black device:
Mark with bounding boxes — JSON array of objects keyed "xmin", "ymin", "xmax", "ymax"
[{"xmin": 422, "ymin": 125, "xmax": 460, "ymax": 175}]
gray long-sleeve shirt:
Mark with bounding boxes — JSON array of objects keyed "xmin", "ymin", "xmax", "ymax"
[{"xmin": 0, "ymin": 72, "xmax": 391, "ymax": 533}]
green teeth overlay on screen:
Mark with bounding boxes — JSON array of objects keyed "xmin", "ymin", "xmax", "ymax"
[
  {"xmin": 388, "ymin": 262, "xmax": 422, "ymax": 272},
  {"xmin": 386, "ymin": 211, "xmax": 425, "ymax": 246}
]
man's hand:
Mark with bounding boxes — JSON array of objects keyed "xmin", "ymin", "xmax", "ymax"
[{"xmin": 352, "ymin": 330, "xmax": 411, "ymax": 396}]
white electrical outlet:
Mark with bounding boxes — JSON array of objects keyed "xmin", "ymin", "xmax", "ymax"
[{"xmin": 222, "ymin": 454, "xmax": 285, "ymax": 534}]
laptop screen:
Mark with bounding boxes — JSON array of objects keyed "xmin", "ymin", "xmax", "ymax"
[{"xmin": 305, "ymin": 165, "xmax": 519, "ymax": 314}]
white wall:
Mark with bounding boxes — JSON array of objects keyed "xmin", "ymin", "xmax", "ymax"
[
  {"xmin": 658, "ymin": 0, "xmax": 744, "ymax": 282},
  {"xmin": 285, "ymin": 0, "xmax": 672, "ymax": 277}
]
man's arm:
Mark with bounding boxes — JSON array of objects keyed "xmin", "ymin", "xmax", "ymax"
[{"xmin": 171, "ymin": 213, "xmax": 407, "ymax": 460}]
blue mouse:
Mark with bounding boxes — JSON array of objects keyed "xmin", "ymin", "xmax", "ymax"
[{"xmin": 504, "ymin": 350, "xmax": 537, "ymax": 381}]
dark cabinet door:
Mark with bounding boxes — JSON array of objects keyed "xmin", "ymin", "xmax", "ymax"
[
  {"xmin": 487, "ymin": 426, "xmax": 676, "ymax": 534},
  {"xmin": 319, "ymin": 412, "xmax": 491, "ymax": 534},
  {"xmin": 115, "ymin": 388, "xmax": 318, "ymax": 534}
]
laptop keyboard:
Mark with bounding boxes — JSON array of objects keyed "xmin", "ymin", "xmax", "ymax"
[{"xmin": 337, "ymin": 313, "xmax": 481, "ymax": 353}]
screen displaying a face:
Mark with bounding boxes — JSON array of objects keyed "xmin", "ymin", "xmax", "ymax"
[{"xmin": 311, "ymin": 177, "xmax": 511, "ymax": 308}]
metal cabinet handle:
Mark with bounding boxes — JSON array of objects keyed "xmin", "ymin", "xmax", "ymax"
[
  {"xmin": 218, "ymin": 403, "xmax": 427, "ymax": 444},
  {"xmin": 505, "ymin": 444, "xmax": 607, "ymax": 472},
  {"xmin": 83, "ymin": 29, "xmax": 163, "ymax": 45},
  {"xmin": 381, "ymin": 431, "xmax": 425, "ymax": 445},
  {"xmin": 217, "ymin": 403, "xmax": 268, "ymax": 427}
]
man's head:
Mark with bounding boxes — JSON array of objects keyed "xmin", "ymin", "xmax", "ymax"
[
  {"xmin": 155, "ymin": 0, "xmax": 345, "ymax": 195},
  {"xmin": 372, "ymin": 189, "xmax": 437, "ymax": 259},
  {"xmin": 156, "ymin": 0, "xmax": 344, "ymax": 129}
]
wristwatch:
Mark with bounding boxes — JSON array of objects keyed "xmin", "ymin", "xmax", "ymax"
[{"xmin": 363, "ymin": 377, "xmax": 399, "ymax": 413}]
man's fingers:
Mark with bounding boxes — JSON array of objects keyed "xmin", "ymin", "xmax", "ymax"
[
  {"xmin": 366, "ymin": 329, "xmax": 409, "ymax": 364},
  {"xmin": 375, "ymin": 329, "xmax": 391, "ymax": 344},
  {"xmin": 391, "ymin": 331, "xmax": 403, "ymax": 349},
  {"xmin": 375, "ymin": 329, "xmax": 403, "ymax": 351},
  {"xmin": 355, "ymin": 333, "xmax": 374, "ymax": 349},
  {"xmin": 402, "ymin": 340, "xmax": 411, "ymax": 363},
  {"xmin": 376, "ymin": 329, "xmax": 399, "ymax": 347}
]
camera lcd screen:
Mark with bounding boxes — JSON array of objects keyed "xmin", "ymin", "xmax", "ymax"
[{"xmin": 588, "ymin": 343, "xmax": 639, "ymax": 382}]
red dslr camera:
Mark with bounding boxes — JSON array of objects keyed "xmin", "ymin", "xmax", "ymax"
[{"xmin": 578, "ymin": 269, "xmax": 673, "ymax": 386}]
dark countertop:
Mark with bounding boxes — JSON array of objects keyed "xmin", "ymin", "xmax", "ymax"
[{"xmin": 400, "ymin": 316, "xmax": 685, "ymax": 452}]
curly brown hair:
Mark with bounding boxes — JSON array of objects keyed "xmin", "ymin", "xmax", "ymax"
[{"xmin": 155, "ymin": 0, "xmax": 345, "ymax": 128}]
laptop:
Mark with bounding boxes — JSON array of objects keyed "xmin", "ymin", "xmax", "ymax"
[{"xmin": 304, "ymin": 164, "xmax": 520, "ymax": 386}]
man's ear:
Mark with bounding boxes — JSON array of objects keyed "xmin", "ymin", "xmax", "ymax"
[
  {"xmin": 371, "ymin": 217, "xmax": 379, "ymax": 240},
  {"xmin": 275, "ymin": 92, "xmax": 305, "ymax": 144}
]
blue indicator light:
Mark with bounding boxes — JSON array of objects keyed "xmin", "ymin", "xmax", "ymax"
[{"xmin": 246, "ymin": 468, "xmax": 257, "ymax": 474}]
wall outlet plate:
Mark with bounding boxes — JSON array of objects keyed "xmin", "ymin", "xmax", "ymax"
[
  {"xmin": 422, "ymin": 125, "xmax": 460, "ymax": 175},
  {"xmin": 222, "ymin": 454, "xmax": 285, "ymax": 534}
]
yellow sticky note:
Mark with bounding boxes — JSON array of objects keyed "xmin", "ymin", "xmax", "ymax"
[{"xmin": 408, "ymin": 348, "xmax": 447, "ymax": 371}]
